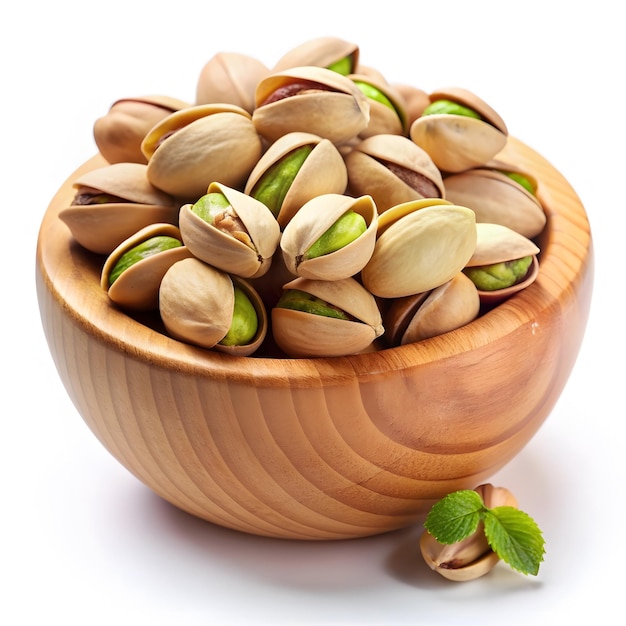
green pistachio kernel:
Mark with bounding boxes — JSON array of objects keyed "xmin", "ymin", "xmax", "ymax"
[
  {"xmin": 463, "ymin": 256, "xmax": 533, "ymax": 291},
  {"xmin": 326, "ymin": 56, "xmax": 353, "ymax": 75},
  {"xmin": 219, "ymin": 286, "xmax": 258, "ymax": 346},
  {"xmin": 353, "ymin": 80, "xmax": 396, "ymax": 112},
  {"xmin": 276, "ymin": 289, "xmax": 349, "ymax": 320},
  {"xmin": 191, "ymin": 192, "xmax": 231, "ymax": 223},
  {"xmin": 422, "ymin": 98, "xmax": 482, "ymax": 120},
  {"xmin": 108, "ymin": 235, "xmax": 182, "ymax": 286},
  {"xmin": 304, "ymin": 210, "xmax": 367, "ymax": 260},
  {"xmin": 501, "ymin": 171, "xmax": 537, "ymax": 195},
  {"xmin": 251, "ymin": 145, "xmax": 314, "ymax": 218}
]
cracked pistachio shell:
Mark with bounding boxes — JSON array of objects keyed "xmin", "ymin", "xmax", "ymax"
[
  {"xmin": 344, "ymin": 134, "xmax": 445, "ymax": 213},
  {"xmin": 59, "ymin": 162, "xmax": 179, "ymax": 255},
  {"xmin": 420, "ymin": 484, "xmax": 518, "ymax": 582},
  {"xmin": 444, "ymin": 166, "xmax": 546, "ymax": 238},
  {"xmin": 100, "ymin": 223, "xmax": 192, "ymax": 311},
  {"xmin": 271, "ymin": 276, "xmax": 384, "ymax": 358},
  {"xmin": 465, "ymin": 222, "xmax": 540, "ymax": 305},
  {"xmin": 348, "ymin": 73, "xmax": 408, "ymax": 137},
  {"xmin": 383, "ymin": 272, "xmax": 480, "ymax": 346},
  {"xmin": 141, "ymin": 104, "xmax": 263, "ymax": 200},
  {"xmin": 410, "ymin": 87, "xmax": 508, "ymax": 173},
  {"xmin": 272, "ymin": 37, "xmax": 359, "ymax": 74},
  {"xmin": 280, "ymin": 193, "xmax": 377, "ymax": 280},
  {"xmin": 93, "ymin": 95, "xmax": 191, "ymax": 164},
  {"xmin": 195, "ymin": 51, "xmax": 270, "ymax": 113},
  {"xmin": 361, "ymin": 199, "xmax": 477, "ymax": 298},
  {"xmin": 178, "ymin": 182, "xmax": 281, "ymax": 279},
  {"xmin": 244, "ymin": 131, "xmax": 348, "ymax": 228},
  {"xmin": 159, "ymin": 257, "xmax": 267, "ymax": 356},
  {"xmin": 252, "ymin": 66, "xmax": 370, "ymax": 145}
]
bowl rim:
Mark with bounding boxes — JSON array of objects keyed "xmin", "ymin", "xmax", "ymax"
[{"xmin": 36, "ymin": 136, "xmax": 593, "ymax": 387}]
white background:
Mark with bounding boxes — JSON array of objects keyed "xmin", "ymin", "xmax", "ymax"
[{"xmin": 4, "ymin": 1, "xmax": 623, "ymax": 624}]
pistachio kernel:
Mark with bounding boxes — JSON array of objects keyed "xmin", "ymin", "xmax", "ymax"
[
  {"xmin": 276, "ymin": 289, "xmax": 350, "ymax": 320},
  {"xmin": 463, "ymin": 255, "xmax": 533, "ymax": 291},
  {"xmin": 304, "ymin": 210, "xmax": 367, "ymax": 260},
  {"xmin": 326, "ymin": 56, "xmax": 354, "ymax": 75},
  {"xmin": 108, "ymin": 235, "xmax": 182, "ymax": 286},
  {"xmin": 422, "ymin": 98, "xmax": 482, "ymax": 120},
  {"xmin": 251, "ymin": 144, "xmax": 314, "ymax": 218},
  {"xmin": 501, "ymin": 171, "xmax": 537, "ymax": 195},
  {"xmin": 190, "ymin": 192, "xmax": 231, "ymax": 223},
  {"xmin": 352, "ymin": 80, "xmax": 396, "ymax": 111},
  {"xmin": 219, "ymin": 286, "xmax": 259, "ymax": 346}
]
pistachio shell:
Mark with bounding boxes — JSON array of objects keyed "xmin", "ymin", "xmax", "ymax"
[
  {"xmin": 466, "ymin": 222, "xmax": 540, "ymax": 266},
  {"xmin": 271, "ymin": 276, "xmax": 384, "ymax": 357},
  {"xmin": 159, "ymin": 257, "xmax": 267, "ymax": 356},
  {"xmin": 195, "ymin": 51, "xmax": 270, "ymax": 113},
  {"xmin": 93, "ymin": 95, "xmax": 191, "ymax": 164},
  {"xmin": 361, "ymin": 200, "xmax": 477, "ymax": 298},
  {"xmin": 344, "ymin": 134, "xmax": 444, "ymax": 212},
  {"xmin": 141, "ymin": 104, "xmax": 263, "ymax": 199},
  {"xmin": 280, "ymin": 193, "xmax": 378, "ymax": 280},
  {"xmin": 272, "ymin": 37, "xmax": 359, "ymax": 74},
  {"xmin": 444, "ymin": 168, "xmax": 546, "ymax": 238},
  {"xmin": 384, "ymin": 272, "xmax": 480, "ymax": 345},
  {"xmin": 244, "ymin": 131, "xmax": 348, "ymax": 228},
  {"xmin": 101, "ymin": 223, "xmax": 192, "ymax": 311},
  {"xmin": 410, "ymin": 87, "xmax": 508, "ymax": 173},
  {"xmin": 391, "ymin": 83, "xmax": 431, "ymax": 127},
  {"xmin": 252, "ymin": 66, "xmax": 370, "ymax": 145},
  {"xmin": 59, "ymin": 162, "xmax": 179, "ymax": 255},
  {"xmin": 178, "ymin": 182, "xmax": 281, "ymax": 279}
]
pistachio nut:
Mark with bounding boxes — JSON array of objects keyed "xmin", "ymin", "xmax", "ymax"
[
  {"xmin": 93, "ymin": 95, "xmax": 191, "ymax": 164},
  {"xmin": 280, "ymin": 193, "xmax": 377, "ymax": 280},
  {"xmin": 383, "ymin": 272, "xmax": 480, "ymax": 346},
  {"xmin": 100, "ymin": 223, "xmax": 192, "ymax": 311},
  {"xmin": 271, "ymin": 276, "xmax": 384, "ymax": 357},
  {"xmin": 272, "ymin": 36, "xmax": 359, "ymax": 75},
  {"xmin": 349, "ymin": 73, "xmax": 408, "ymax": 137},
  {"xmin": 178, "ymin": 182, "xmax": 281, "ymax": 279},
  {"xmin": 344, "ymin": 134, "xmax": 444, "ymax": 213},
  {"xmin": 59, "ymin": 162, "xmax": 179, "ymax": 255},
  {"xmin": 244, "ymin": 131, "xmax": 348, "ymax": 228},
  {"xmin": 463, "ymin": 222, "xmax": 540, "ymax": 305},
  {"xmin": 252, "ymin": 66, "xmax": 370, "ymax": 145},
  {"xmin": 361, "ymin": 199, "xmax": 477, "ymax": 298},
  {"xmin": 420, "ymin": 484, "xmax": 518, "ymax": 581},
  {"xmin": 141, "ymin": 103, "xmax": 263, "ymax": 200},
  {"xmin": 410, "ymin": 87, "xmax": 508, "ymax": 173},
  {"xmin": 444, "ymin": 164, "xmax": 546, "ymax": 238},
  {"xmin": 159, "ymin": 257, "xmax": 267, "ymax": 356},
  {"xmin": 195, "ymin": 51, "xmax": 270, "ymax": 113}
]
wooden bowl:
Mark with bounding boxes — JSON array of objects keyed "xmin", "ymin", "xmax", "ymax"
[{"xmin": 35, "ymin": 137, "xmax": 594, "ymax": 540}]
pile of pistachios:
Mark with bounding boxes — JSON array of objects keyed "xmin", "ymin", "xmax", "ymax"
[{"xmin": 59, "ymin": 37, "xmax": 546, "ymax": 358}]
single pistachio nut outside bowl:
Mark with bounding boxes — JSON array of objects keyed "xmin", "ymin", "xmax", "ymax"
[{"xmin": 36, "ymin": 136, "xmax": 593, "ymax": 540}]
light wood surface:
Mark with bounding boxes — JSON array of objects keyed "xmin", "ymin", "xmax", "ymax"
[{"xmin": 35, "ymin": 137, "xmax": 594, "ymax": 539}]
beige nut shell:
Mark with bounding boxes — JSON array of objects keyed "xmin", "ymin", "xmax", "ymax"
[
  {"xmin": 361, "ymin": 199, "xmax": 477, "ymax": 298},
  {"xmin": 345, "ymin": 134, "xmax": 444, "ymax": 212},
  {"xmin": 142, "ymin": 104, "xmax": 262, "ymax": 199},
  {"xmin": 101, "ymin": 222, "xmax": 192, "ymax": 311},
  {"xmin": 280, "ymin": 193, "xmax": 378, "ymax": 280},
  {"xmin": 59, "ymin": 162, "xmax": 179, "ymax": 255},
  {"xmin": 244, "ymin": 131, "xmax": 348, "ymax": 228},
  {"xmin": 178, "ymin": 182, "xmax": 281, "ymax": 279},
  {"xmin": 271, "ymin": 276, "xmax": 384, "ymax": 358},
  {"xmin": 252, "ymin": 66, "xmax": 370, "ymax": 145},
  {"xmin": 272, "ymin": 37, "xmax": 359, "ymax": 73}
]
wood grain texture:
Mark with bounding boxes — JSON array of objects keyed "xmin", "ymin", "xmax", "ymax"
[{"xmin": 35, "ymin": 137, "xmax": 594, "ymax": 539}]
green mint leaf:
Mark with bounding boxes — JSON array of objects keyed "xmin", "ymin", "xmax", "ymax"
[
  {"xmin": 483, "ymin": 507, "xmax": 545, "ymax": 576},
  {"xmin": 424, "ymin": 490, "xmax": 485, "ymax": 544}
]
